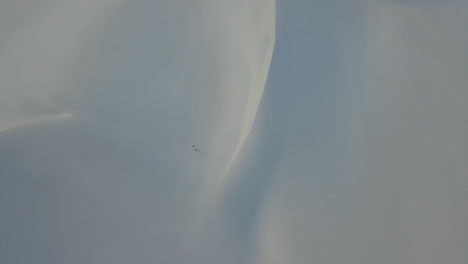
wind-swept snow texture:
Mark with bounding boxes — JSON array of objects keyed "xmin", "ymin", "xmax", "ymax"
[
  {"xmin": 1, "ymin": 0, "xmax": 467, "ymax": 264},
  {"xmin": 0, "ymin": 0, "xmax": 275, "ymax": 263}
]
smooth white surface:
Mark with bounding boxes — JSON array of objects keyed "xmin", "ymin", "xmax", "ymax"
[{"xmin": 0, "ymin": 1, "xmax": 467, "ymax": 263}]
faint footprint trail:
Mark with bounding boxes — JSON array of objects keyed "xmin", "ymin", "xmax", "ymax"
[{"xmin": 0, "ymin": 112, "xmax": 74, "ymax": 136}]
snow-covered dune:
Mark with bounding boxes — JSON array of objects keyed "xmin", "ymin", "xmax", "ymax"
[
  {"xmin": 1, "ymin": 0, "xmax": 467, "ymax": 264},
  {"xmin": 249, "ymin": 1, "xmax": 468, "ymax": 264},
  {"xmin": 1, "ymin": 0, "xmax": 275, "ymax": 263}
]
